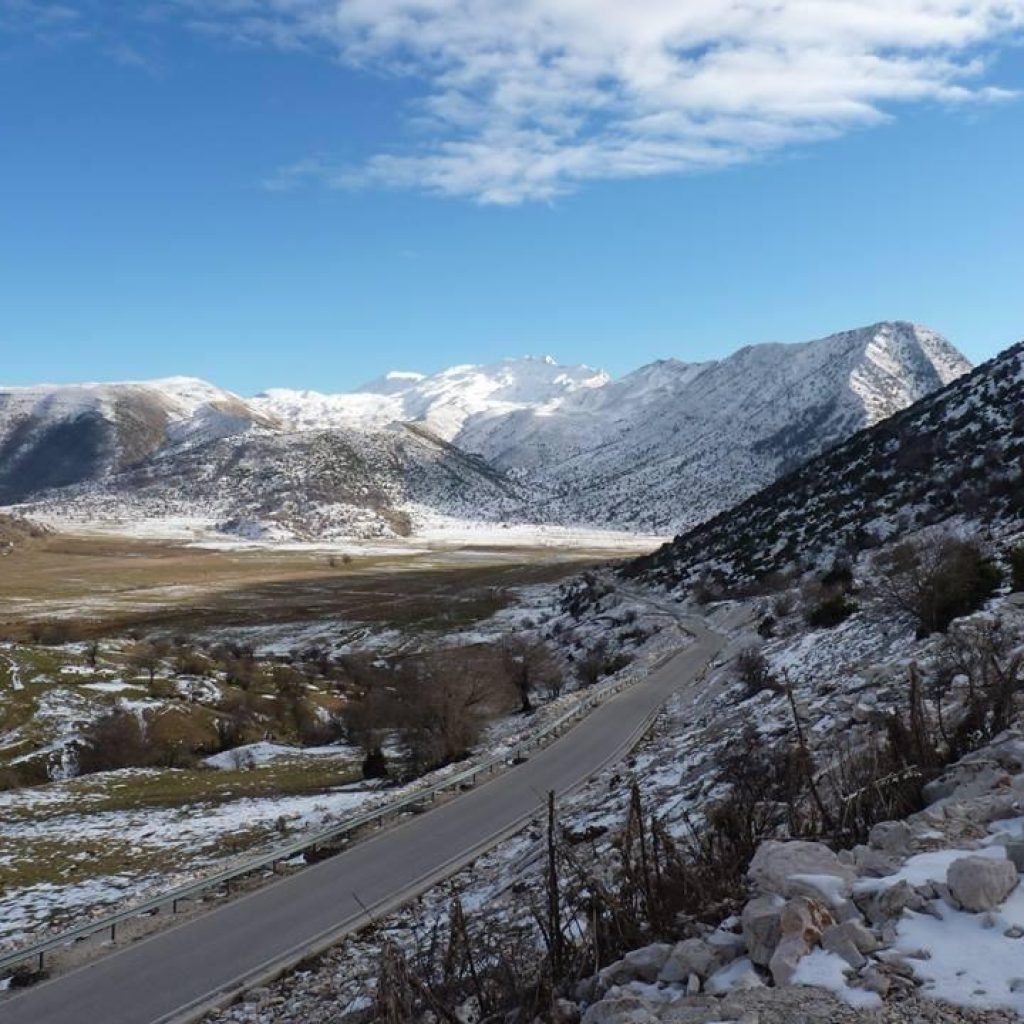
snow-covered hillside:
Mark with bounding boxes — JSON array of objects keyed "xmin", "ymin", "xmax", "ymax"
[
  {"xmin": 630, "ymin": 334, "xmax": 1024, "ymax": 594},
  {"xmin": 458, "ymin": 322, "xmax": 970, "ymax": 532},
  {"xmin": 0, "ymin": 323, "xmax": 971, "ymax": 542},
  {"xmin": 0, "ymin": 377, "xmax": 277, "ymax": 504},
  {"xmin": 256, "ymin": 322, "xmax": 971, "ymax": 534}
]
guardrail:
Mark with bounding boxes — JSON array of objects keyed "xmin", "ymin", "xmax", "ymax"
[{"xmin": 0, "ymin": 655, "xmax": 659, "ymax": 978}]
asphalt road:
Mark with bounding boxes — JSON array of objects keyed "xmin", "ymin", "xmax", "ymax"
[{"xmin": 3, "ymin": 621, "xmax": 724, "ymax": 1024}]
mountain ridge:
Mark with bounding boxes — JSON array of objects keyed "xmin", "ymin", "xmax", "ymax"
[
  {"xmin": 0, "ymin": 321, "xmax": 973, "ymax": 541},
  {"xmin": 627, "ymin": 336, "xmax": 1024, "ymax": 594}
]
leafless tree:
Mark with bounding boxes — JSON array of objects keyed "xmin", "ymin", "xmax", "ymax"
[
  {"xmin": 126, "ymin": 641, "xmax": 161, "ymax": 683},
  {"xmin": 344, "ymin": 662, "xmax": 396, "ymax": 779},
  {"xmin": 398, "ymin": 650, "xmax": 497, "ymax": 773},
  {"xmin": 502, "ymin": 638, "xmax": 558, "ymax": 714}
]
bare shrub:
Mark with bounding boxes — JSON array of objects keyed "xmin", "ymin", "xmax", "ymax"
[
  {"xmin": 77, "ymin": 710, "xmax": 150, "ymax": 774},
  {"xmin": 28, "ymin": 621, "xmax": 74, "ymax": 645},
  {"xmin": 575, "ymin": 639, "xmax": 627, "ymax": 688},
  {"xmin": 343, "ymin": 663, "xmax": 396, "ymax": 779},
  {"xmin": 216, "ymin": 690, "xmax": 261, "ymax": 751},
  {"xmin": 874, "ymin": 534, "xmax": 1003, "ymax": 637},
  {"xmin": 126, "ymin": 641, "xmax": 162, "ymax": 683},
  {"xmin": 805, "ymin": 591, "xmax": 857, "ymax": 629},
  {"xmin": 691, "ymin": 572, "xmax": 725, "ymax": 605},
  {"xmin": 272, "ymin": 665, "xmax": 335, "ymax": 745},
  {"xmin": 222, "ymin": 652, "xmax": 259, "ymax": 690},
  {"xmin": 575, "ymin": 649, "xmax": 606, "ymax": 688},
  {"xmin": 734, "ymin": 646, "xmax": 777, "ymax": 697},
  {"xmin": 934, "ymin": 617, "xmax": 1024, "ymax": 755},
  {"xmin": 174, "ymin": 646, "xmax": 211, "ymax": 678}
]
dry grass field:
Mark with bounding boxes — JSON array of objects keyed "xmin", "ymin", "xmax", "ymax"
[{"xmin": 0, "ymin": 533, "xmax": 620, "ymax": 640}]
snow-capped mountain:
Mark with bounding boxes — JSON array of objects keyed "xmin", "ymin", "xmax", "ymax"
[
  {"xmin": 484, "ymin": 321, "xmax": 970, "ymax": 532},
  {"xmin": 630, "ymin": 334, "xmax": 1024, "ymax": 593},
  {"xmin": 0, "ymin": 322, "xmax": 972, "ymax": 541},
  {"xmin": 22, "ymin": 424, "xmax": 525, "ymax": 543},
  {"xmin": 0, "ymin": 377, "xmax": 277, "ymax": 503},
  {"xmin": 251, "ymin": 356, "xmax": 610, "ymax": 440}
]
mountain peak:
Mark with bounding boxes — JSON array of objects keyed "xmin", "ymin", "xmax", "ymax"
[{"xmin": 254, "ymin": 354, "xmax": 611, "ymax": 439}]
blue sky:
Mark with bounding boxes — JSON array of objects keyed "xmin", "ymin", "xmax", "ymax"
[{"xmin": 2, "ymin": 1, "xmax": 1022, "ymax": 394}]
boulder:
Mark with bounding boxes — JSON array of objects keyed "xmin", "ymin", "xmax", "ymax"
[
  {"xmin": 851, "ymin": 844, "xmax": 901, "ymax": 878},
  {"xmin": 741, "ymin": 896, "xmax": 783, "ymax": 967},
  {"xmin": 865, "ymin": 880, "xmax": 927, "ymax": 925},
  {"xmin": 787, "ymin": 873, "xmax": 853, "ymax": 908},
  {"xmin": 550, "ymin": 999, "xmax": 581, "ymax": 1024},
  {"xmin": 825, "ymin": 918, "xmax": 880, "ymax": 954},
  {"xmin": 747, "ymin": 841, "xmax": 856, "ymax": 899},
  {"xmin": 767, "ymin": 896, "xmax": 833, "ymax": 987},
  {"xmin": 859, "ymin": 965, "xmax": 891, "ymax": 998},
  {"xmin": 657, "ymin": 938, "xmax": 719, "ymax": 983},
  {"xmin": 704, "ymin": 933, "xmax": 745, "ymax": 962},
  {"xmin": 1002, "ymin": 840, "xmax": 1024, "ymax": 874},
  {"xmin": 779, "ymin": 896, "xmax": 834, "ymax": 943},
  {"xmin": 922, "ymin": 776, "xmax": 957, "ymax": 805},
  {"xmin": 573, "ymin": 976, "xmax": 600, "ymax": 1004},
  {"xmin": 868, "ymin": 821, "xmax": 913, "ymax": 856},
  {"xmin": 620, "ymin": 943, "xmax": 672, "ymax": 982},
  {"xmin": 947, "ymin": 855, "xmax": 1020, "ymax": 912},
  {"xmin": 706, "ymin": 928, "xmax": 745, "ymax": 965},
  {"xmin": 769, "ymin": 934, "xmax": 812, "ymax": 986},
  {"xmin": 598, "ymin": 943, "xmax": 672, "ymax": 988},
  {"xmin": 821, "ymin": 925, "xmax": 866, "ymax": 970},
  {"xmin": 581, "ymin": 994, "xmax": 660, "ymax": 1024}
]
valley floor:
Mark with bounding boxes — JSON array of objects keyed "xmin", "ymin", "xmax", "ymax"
[
  {"xmin": 0, "ymin": 528, "xmax": 642, "ymax": 637},
  {"xmin": 0, "ymin": 531, "xmax": 661, "ymax": 959}
]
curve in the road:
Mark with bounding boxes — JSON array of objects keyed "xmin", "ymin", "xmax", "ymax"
[{"xmin": 2, "ymin": 622, "xmax": 724, "ymax": 1024}]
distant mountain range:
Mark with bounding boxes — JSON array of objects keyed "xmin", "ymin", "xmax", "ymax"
[{"xmin": 0, "ymin": 321, "xmax": 971, "ymax": 542}]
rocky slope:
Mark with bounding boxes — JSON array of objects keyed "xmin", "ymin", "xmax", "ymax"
[
  {"xmin": 21, "ymin": 423, "xmax": 526, "ymax": 543},
  {"xmin": 567, "ymin": 724, "xmax": 1024, "ymax": 1023},
  {"xmin": 629, "ymin": 337, "xmax": 1024, "ymax": 593},
  {"xmin": 0, "ymin": 322, "xmax": 970, "ymax": 541},
  {"xmin": 459, "ymin": 322, "xmax": 970, "ymax": 533}
]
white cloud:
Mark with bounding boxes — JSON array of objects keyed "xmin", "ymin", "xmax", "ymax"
[
  {"xmin": 74, "ymin": 1, "xmax": 1024, "ymax": 200},
  {"xmin": 0, "ymin": 0, "xmax": 85, "ymax": 41}
]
